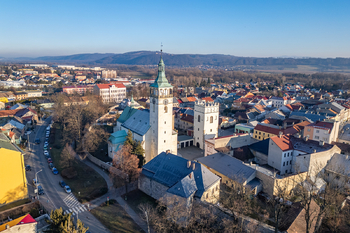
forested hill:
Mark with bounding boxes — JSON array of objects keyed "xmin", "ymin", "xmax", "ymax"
[{"xmin": 10, "ymin": 51, "xmax": 350, "ymax": 68}]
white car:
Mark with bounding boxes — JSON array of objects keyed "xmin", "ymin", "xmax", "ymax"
[
  {"xmin": 64, "ymin": 186, "xmax": 72, "ymax": 193},
  {"xmin": 44, "ymin": 150, "xmax": 49, "ymax": 156}
]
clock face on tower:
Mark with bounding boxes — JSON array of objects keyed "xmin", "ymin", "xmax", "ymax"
[{"xmin": 163, "ymin": 99, "xmax": 168, "ymax": 105}]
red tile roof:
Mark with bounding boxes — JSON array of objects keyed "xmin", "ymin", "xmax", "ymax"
[
  {"xmin": 201, "ymin": 97, "xmax": 214, "ymax": 102},
  {"xmin": 96, "ymin": 83, "xmax": 125, "ymax": 89},
  {"xmin": 254, "ymin": 124, "xmax": 283, "ymax": 135},
  {"xmin": 186, "ymin": 97, "xmax": 197, "ymax": 102},
  {"xmin": 271, "ymin": 135, "xmax": 293, "ymax": 151}
]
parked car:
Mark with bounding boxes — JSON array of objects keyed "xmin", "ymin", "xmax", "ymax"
[
  {"xmin": 37, "ymin": 185, "xmax": 44, "ymax": 195},
  {"xmin": 25, "ymin": 165, "xmax": 31, "ymax": 171},
  {"xmin": 59, "ymin": 180, "xmax": 67, "ymax": 188},
  {"xmin": 64, "ymin": 186, "xmax": 72, "ymax": 193},
  {"xmin": 47, "ymin": 158, "xmax": 53, "ymax": 163},
  {"xmin": 44, "ymin": 145, "xmax": 48, "ymax": 150},
  {"xmin": 52, "ymin": 168, "xmax": 59, "ymax": 175},
  {"xmin": 48, "ymin": 163, "xmax": 54, "ymax": 169},
  {"xmin": 44, "ymin": 150, "xmax": 49, "ymax": 157}
]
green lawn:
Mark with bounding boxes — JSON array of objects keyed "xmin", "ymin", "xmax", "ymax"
[
  {"xmin": 122, "ymin": 189, "xmax": 157, "ymax": 215},
  {"xmin": 91, "ymin": 200, "xmax": 144, "ymax": 233},
  {"xmin": 49, "ymin": 124, "xmax": 108, "ymax": 203},
  {"xmin": 0, "ymin": 198, "xmax": 31, "ymax": 212}
]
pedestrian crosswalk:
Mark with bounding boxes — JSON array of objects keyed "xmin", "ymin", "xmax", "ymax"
[
  {"xmin": 64, "ymin": 205, "xmax": 88, "ymax": 216},
  {"xmin": 63, "ymin": 193, "xmax": 89, "ymax": 216}
]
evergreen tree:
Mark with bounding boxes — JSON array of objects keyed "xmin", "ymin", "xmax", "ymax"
[
  {"xmin": 124, "ymin": 130, "xmax": 134, "ymax": 147},
  {"xmin": 134, "ymin": 141, "xmax": 145, "ymax": 167},
  {"xmin": 45, "ymin": 207, "xmax": 89, "ymax": 233}
]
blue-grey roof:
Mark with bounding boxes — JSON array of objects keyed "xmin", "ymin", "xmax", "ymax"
[
  {"xmin": 178, "ymin": 135, "xmax": 193, "ymax": 142},
  {"xmin": 117, "ymin": 106, "xmax": 138, "ymax": 124},
  {"xmin": 121, "ymin": 110, "xmax": 150, "ymax": 136},
  {"xmin": 167, "ymin": 173, "xmax": 198, "ymax": 198},
  {"xmin": 142, "ymin": 152, "xmax": 220, "ymax": 199},
  {"xmin": 197, "ymin": 152, "xmax": 255, "ymax": 184},
  {"xmin": 290, "ymin": 112, "xmax": 327, "ymax": 122},
  {"xmin": 249, "ymin": 139, "xmax": 270, "ymax": 155},
  {"xmin": 246, "ymin": 178, "xmax": 261, "ymax": 190}
]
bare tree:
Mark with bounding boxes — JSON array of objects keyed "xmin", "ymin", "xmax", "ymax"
[
  {"xmin": 112, "ymin": 144, "xmax": 140, "ymax": 181},
  {"xmin": 60, "ymin": 143, "xmax": 75, "ymax": 168}
]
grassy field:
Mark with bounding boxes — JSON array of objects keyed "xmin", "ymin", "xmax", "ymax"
[
  {"xmin": 122, "ymin": 189, "xmax": 157, "ymax": 215},
  {"xmin": 0, "ymin": 198, "xmax": 31, "ymax": 212},
  {"xmin": 50, "ymin": 124, "xmax": 108, "ymax": 203},
  {"xmin": 91, "ymin": 200, "xmax": 144, "ymax": 233}
]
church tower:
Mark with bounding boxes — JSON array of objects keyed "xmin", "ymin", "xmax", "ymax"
[
  {"xmin": 149, "ymin": 55, "xmax": 177, "ymax": 160},
  {"xmin": 194, "ymin": 100, "xmax": 219, "ymax": 150}
]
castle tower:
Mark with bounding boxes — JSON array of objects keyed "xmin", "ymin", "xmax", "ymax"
[
  {"xmin": 194, "ymin": 100, "xmax": 219, "ymax": 150},
  {"xmin": 149, "ymin": 55, "xmax": 177, "ymax": 160}
]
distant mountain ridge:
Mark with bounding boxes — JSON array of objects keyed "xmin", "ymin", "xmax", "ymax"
[{"xmin": 4, "ymin": 51, "xmax": 350, "ymax": 68}]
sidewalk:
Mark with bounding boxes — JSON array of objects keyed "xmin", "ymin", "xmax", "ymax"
[{"xmin": 77, "ymin": 154, "xmax": 150, "ymax": 232}]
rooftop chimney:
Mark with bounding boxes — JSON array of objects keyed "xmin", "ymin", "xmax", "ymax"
[
  {"xmin": 319, "ymin": 141, "xmax": 325, "ymax": 146},
  {"xmin": 189, "ymin": 173, "xmax": 192, "ymax": 179},
  {"xmin": 278, "ymin": 131, "xmax": 283, "ymax": 138},
  {"xmin": 192, "ymin": 162, "xmax": 196, "ymax": 170},
  {"xmin": 313, "ymin": 149, "xmax": 317, "ymax": 153},
  {"xmin": 304, "ymin": 135, "xmax": 309, "ymax": 142},
  {"xmin": 187, "ymin": 160, "xmax": 191, "ymax": 168},
  {"xmin": 166, "ymin": 150, "xmax": 170, "ymax": 154}
]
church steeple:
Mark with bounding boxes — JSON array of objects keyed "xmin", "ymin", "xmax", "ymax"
[{"xmin": 150, "ymin": 54, "xmax": 172, "ymax": 89}]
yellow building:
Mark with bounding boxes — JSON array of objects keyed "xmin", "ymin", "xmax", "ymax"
[
  {"xmin": 253, "ymin": 124, "xmax": 281, "ymax": 141},
  {"xmin": 0, "ymin": 145, "xmax": 28, "ymax": 205}
]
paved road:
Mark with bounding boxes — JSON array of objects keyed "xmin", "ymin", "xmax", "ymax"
[{"xmin": 24, "ymin": 118, "xmax": 110, "ymax": 233}]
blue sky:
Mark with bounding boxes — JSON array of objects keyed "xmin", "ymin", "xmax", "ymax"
[{"xmin": 1, "ymin": 0, "xmax": 349, "ymax": 58}]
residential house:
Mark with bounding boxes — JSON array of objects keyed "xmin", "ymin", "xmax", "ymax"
[
  {"xmin": 14, "ymin": 92, "xmax": 28, "ymax": 101},
  {"xmin": 204, "ymin": 133, "xmax": 257, "ymax": 157},
  {"xmin": 197, "ymin": 153, "xmax": 261, "ymax": 194},
  {"xmin": 303, "ymin": 121, "xmax": 340, "ymax": 144},
  {"xmin": 0, "ymin": 214, "xmax": 37, "ymax": 233},
  {"xmin": 62, "ymin": 85, "xmax": 94, "ymax": 95},
  {"xmin": 324, "ymin": 153, "xmax": 350, "ymax": 194}
]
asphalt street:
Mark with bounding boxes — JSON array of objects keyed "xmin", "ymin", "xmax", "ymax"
[{"xmin": 24, "ymin": 117, "xmax": 110, "ymax": 233}]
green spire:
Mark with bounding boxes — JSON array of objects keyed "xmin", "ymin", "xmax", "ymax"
[{"xmin": 150, "ymin": 56, "xmax": 172, "ymax": 88}]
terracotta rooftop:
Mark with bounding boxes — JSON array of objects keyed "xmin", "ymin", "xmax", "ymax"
[
  {"xmin": 96, "ymin": 83, "xmax": 125, "ymax": 89},
  {"xmin": 271, "ymin": 135, "xmax": 293, "ymax": 151}
]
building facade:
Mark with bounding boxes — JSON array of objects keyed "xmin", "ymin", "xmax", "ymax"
[
  {"xmin": 193, "ymin": 100, "xmax": 219, "ymax": 149},
  {"xmin": 93, "ymin": 83, "xmax": 126, "ymax": 103},
  {"xmin": 149, "ymin": 57, "xmax": 178, "ymax": 158}
]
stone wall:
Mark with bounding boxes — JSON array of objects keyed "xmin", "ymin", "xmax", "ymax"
[{"xmin": 138, "ymin": 174, "xmax": 168, "ymax": 200}]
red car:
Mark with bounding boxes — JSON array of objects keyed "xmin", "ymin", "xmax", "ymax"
[{"xmin": 47, "ymin": 158, "xmax": 53, "ymax": 163}]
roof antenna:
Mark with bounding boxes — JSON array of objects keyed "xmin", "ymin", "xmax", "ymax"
[{"xmin": 161, "ymin": 43, "xmax": 163, "ymax": 58}]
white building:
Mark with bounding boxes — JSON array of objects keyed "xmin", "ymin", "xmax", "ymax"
[
  {"xmin": 102, "ymin": 70, "xmax": 117, "ymax": 79},
  {"xmin": 93, "ymin": 83, "xmax": 126, "ymax": 103},
  {"xmin": 149, "ymin": 57, "xmax": 178, "ymax": 158},
  {"xmin": 0, "ymin": 80, "xmax": 26, "ymax": 89},
  {"xmin": 25, "ymin": 90, "xmax": 42, "ymax": 98},
  {"xmin": 194, "ymin": 100, "xmax": 219, "ymax": 149},
  {"xmin": 112, "ymin": 56, "xmax": 177, "ymax": 163}
]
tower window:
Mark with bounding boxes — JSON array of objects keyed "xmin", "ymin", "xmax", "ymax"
[
  {"xmin": 210, "ymin": 116, "xmax": 213, "ymax": 123},
  {"xmin": 164, "ymin": 106, "xmax": 168, "ymax": 113},
  {"xmin": 164, "ymin": 140, "xmax": 166, "ymax": 143},
  {"xmin": 198, "ymin": 115, "xmax": 200, "ymax": 122}
]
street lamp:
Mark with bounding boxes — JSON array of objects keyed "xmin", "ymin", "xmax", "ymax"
[
  {"xmin": 35, "ymin": 170, "xmax": 42, "ymax": 200},
  {"xmin": 35, "ymin": 169, "xmax": 42, "ymax": 184}
]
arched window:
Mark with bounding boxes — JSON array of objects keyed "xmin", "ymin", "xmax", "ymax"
[
  {"xmin": 210, "ymin": 116, "xmax": 213, "ymax": 123},
  {"xmin": 198, "ymin": 115, "xmax": 200, "ymax": 122},
  {"xmin": 164, "ymin": 106, "xmax": 168, "ymax": 113},
  {"xmin": 170, "ymin": 89, "xmax": 173, "ymax": 95}
]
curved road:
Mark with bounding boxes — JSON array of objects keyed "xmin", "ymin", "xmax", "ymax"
[{"xmin": 24, "ymin": 117, "xmax": 110, "ymax": 233}]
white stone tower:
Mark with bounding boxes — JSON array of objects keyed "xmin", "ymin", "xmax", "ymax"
[
  {"xmin": 149, "ymin": 55, "xmax": 178, "ymax": 160},
  {"xmin": 194, "ymin": 100, "xmax": 219, "ymax": 149}
]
